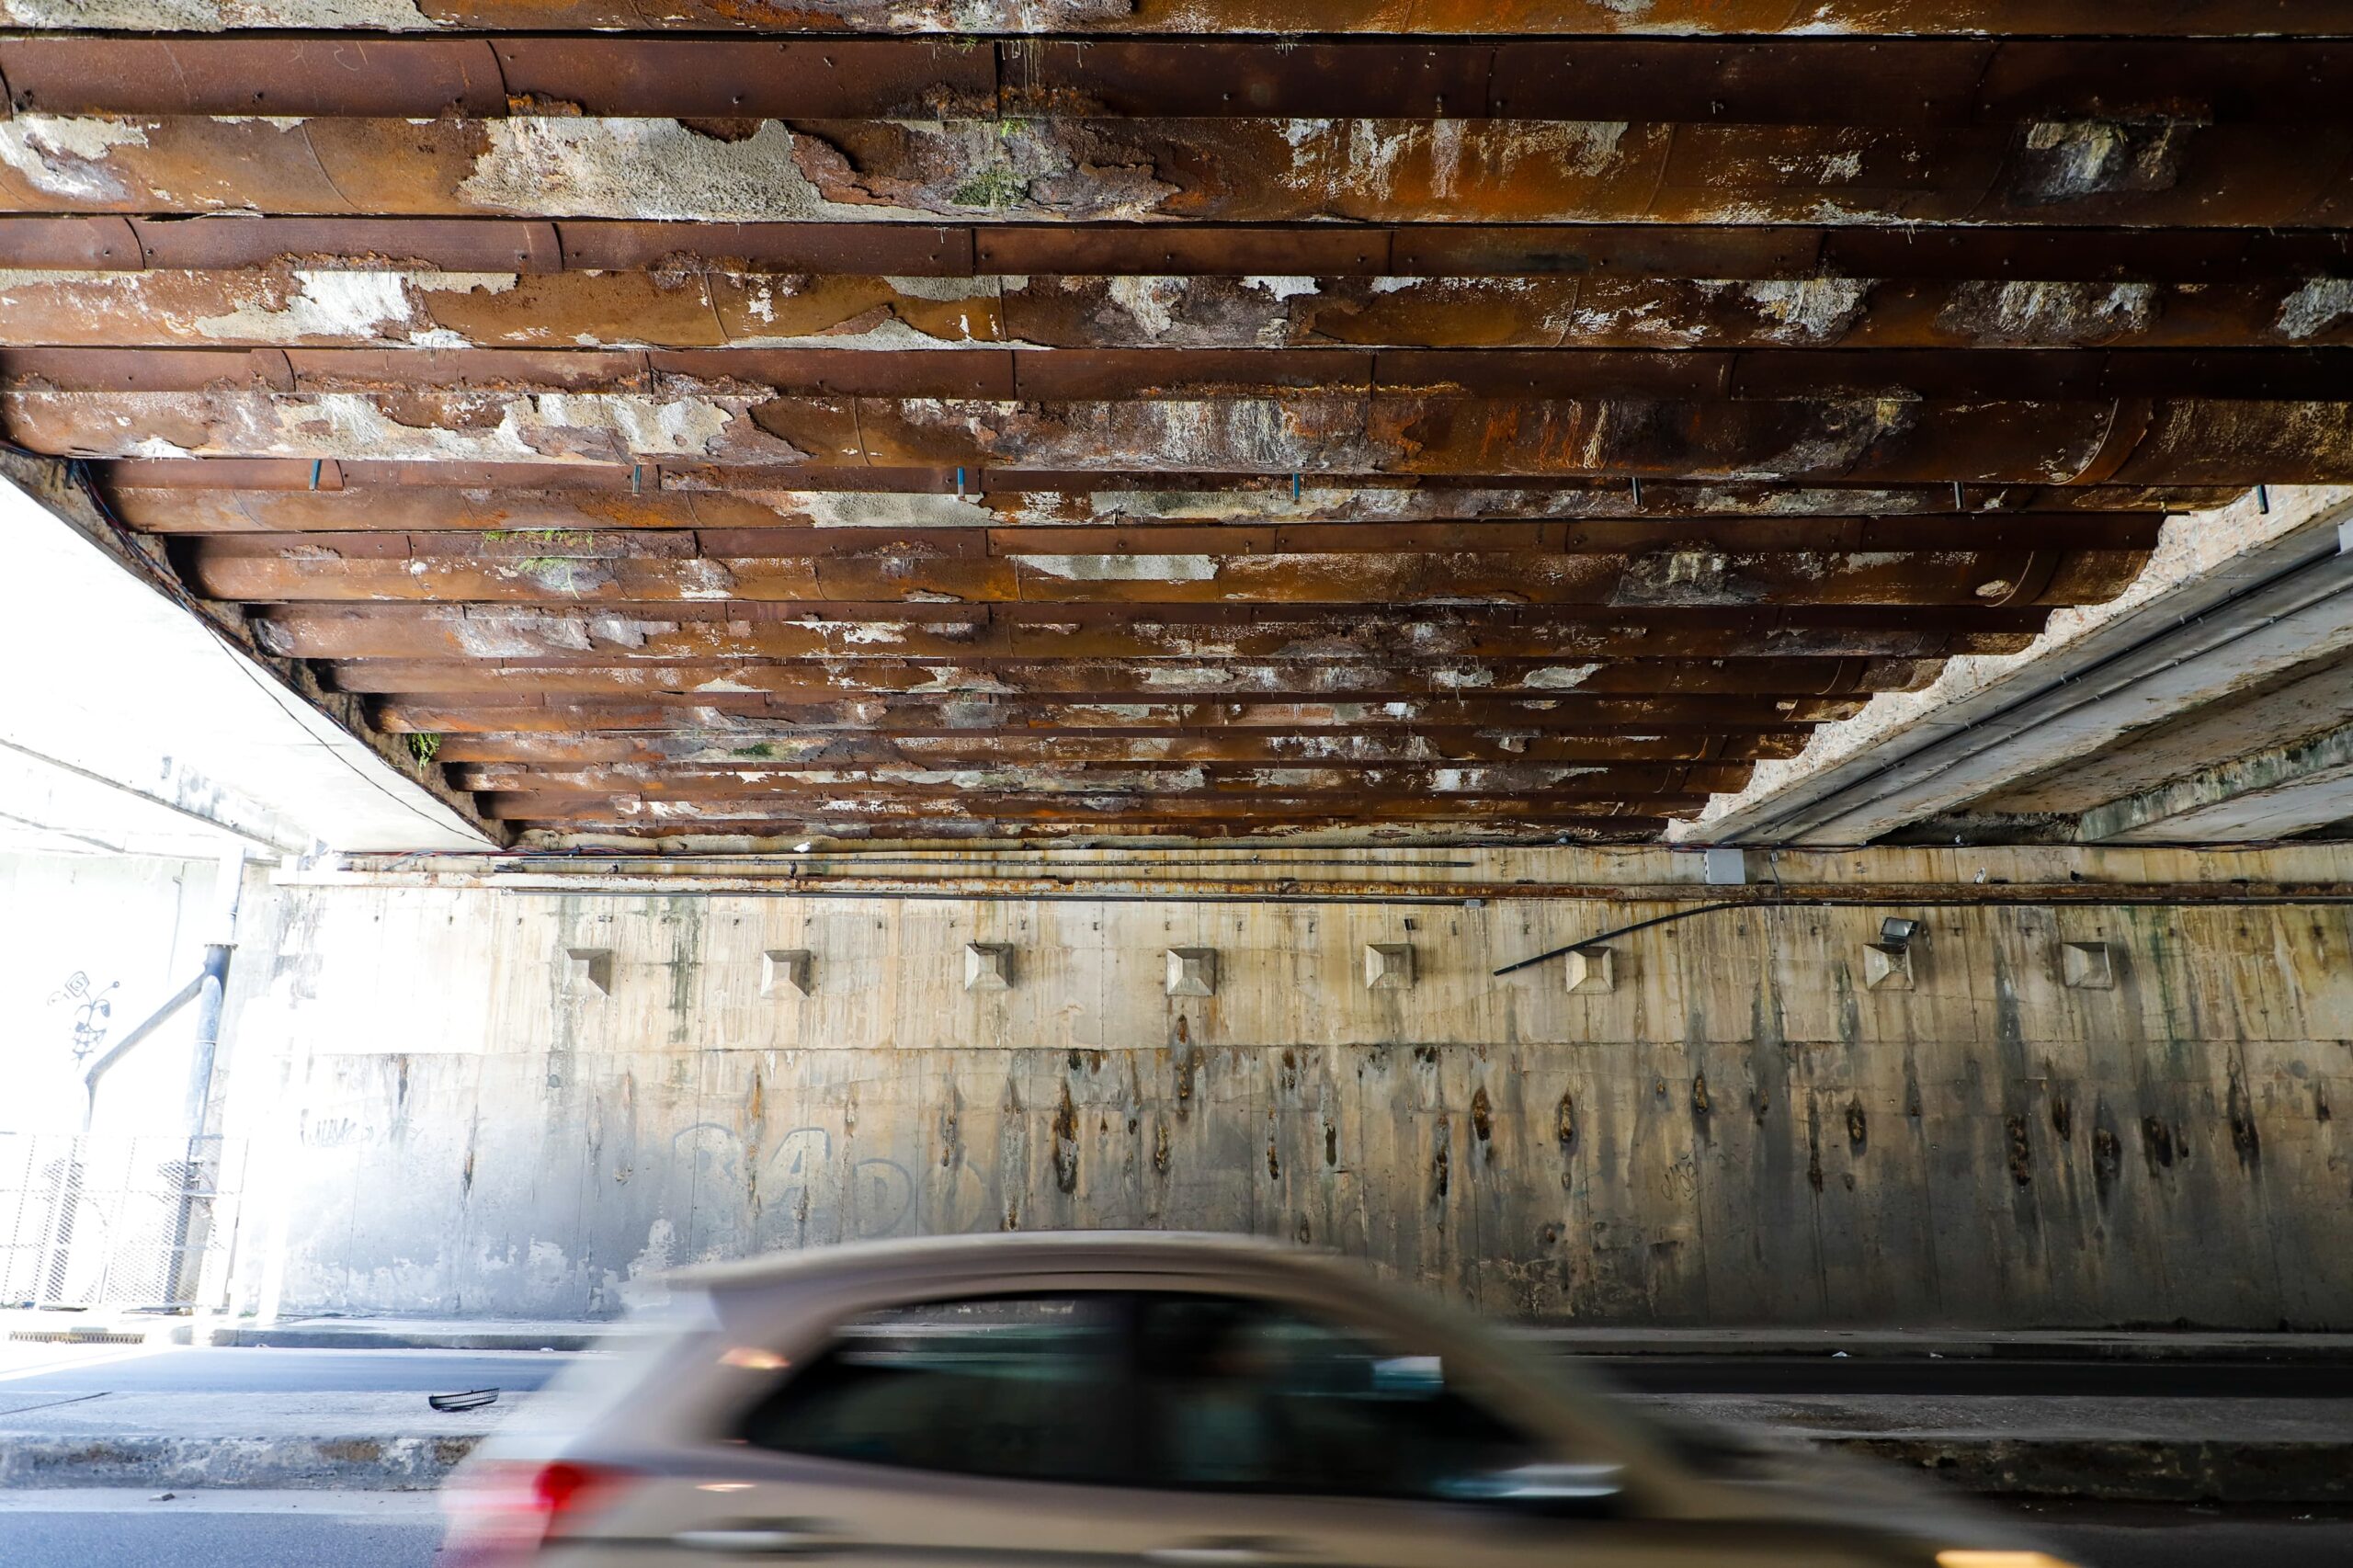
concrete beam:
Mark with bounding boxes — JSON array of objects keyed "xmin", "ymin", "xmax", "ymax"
[
  {"xmin": 2081, "ymin": 719, "xmax": 2353, "ymax": 843},
  {"xmin": 0, "ymin": 454, "xmax": 500, "ymax": 853},
  {"xmin": 1687, "ymin": 487, "xmax": 2353, "ymax": 845}
]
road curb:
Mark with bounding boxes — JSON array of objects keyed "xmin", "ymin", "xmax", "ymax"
[
  {"xmin": 204, "ymin": 1326, "xmax": 608, "ymax": 1352},
  {"xmin": 3, "ymin": 1432, "xmax": 2347, "ymax": 1503},
  {"xmin": 1848, "ymin": 1437, "xmax": 2353, "ymax": 1505},
  {"xmin": 0, "ymin": 1435, "xmax": 479, "ymax": 1492}
]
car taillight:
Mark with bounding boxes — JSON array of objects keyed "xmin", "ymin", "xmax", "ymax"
[{"xmin": 442, "ymin": 1460, "xmax": 633, "ymax": 1563}]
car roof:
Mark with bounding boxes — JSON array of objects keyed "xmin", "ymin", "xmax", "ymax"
[{"xmin": 672, "ymin": 1230, "xmax": 1347, "ymax": 1296}]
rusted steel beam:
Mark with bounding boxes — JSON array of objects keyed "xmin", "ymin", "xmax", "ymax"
[
  {"xmin": 181, "ymin": 537, "xmax": 2147, "ymax": 609},
  {"xmin": 502, "ymin": 822, "xmax": 1672, "ymax": 844},
  {"xmin": 5, "ymin": 1, "xmax": 2337, "ymax": 38},
  {"xmin": 476, "ymin": 790, "xmax": 1696, "ymax": 824},
  {"xmin": 2, "ymin": 115, "xmax": 2347, "ymax": 229},
  {"xmin": 102, "ymin": 476, "xmax": 2225, "ymax": 524},
  {"xmin": 426, "ymin": 729, "xmax": 1799, "ymax": 767},
  {"xmin": 506, "ymin": 823, "xmax": 1670, "ymax": 843},
  {"xmin": 251, "ymin": 603, "xmax": 2046, "ymax": 663},
  {"xmin": 12, "ymin": 38, "xmax": 2352, "ymax": 125},
  {"xmin": 9, "ymin": 218, "xmax": 2350, "ymax": 283},
  {"xmin": 450, "ymin": 760, "xmax": 1746, "ymax": 797},
  {"xmin": 370, "ymin": 693, "xmax": 1868, "ymax": 733},
  {"xmin": 15, "ymin": 345, "xmax": 2352, "ymax": 402},
  {"xmin": 18, "ymin": 388, "xmax": 2351, "ymax": 484},
  {"xmin": 22, "ymin": 267, "xmax": 2353, "ymax": 352},
  {"xmin": 320, "ymin": 654, "xmax": 1937, "ymax": 699},
  {"xmin": 136, "ymin": 515, "xmax": 2167, "ymax": 554}
]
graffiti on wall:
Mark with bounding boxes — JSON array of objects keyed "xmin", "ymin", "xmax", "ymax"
[{"xmin": 45, "ymin": 972, "xmax": 117, "ymax": 1062}]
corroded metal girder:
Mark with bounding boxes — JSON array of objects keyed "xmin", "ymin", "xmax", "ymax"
[
  {"xmin": 370, "ymin": 694, "xmax": 1869, "ymax": 733},
  {"xmin": 102, "ymin": 475, "xmax": 2233, "ymax": 523},
  {"xmin": 2, "ymin": 2, "xmax": 2336, "ymax": 37},
  {"xmin": 17, "ymin": 345, "xmax": 2353, "ymax": 399},
  {"xmin": 9, "ymin": 37, "xmax": 2352, "ymax": 123},
  {"xmin": 426, "ymin": 729, "xmax": 1806, "ymax": 767},
  {"xmin": 8, "ymin": 267, "xmax": 2352, "ymax": 353},
  {"xmin": 166, "ymin": 516, "xmax": 2166, "ymax": 553},
  {"xmin": 451, "ymin": 761, "xmax": 1750, "ymax": 798},
  {"xmin": 473, "ymin": 790, "xmax": 1689, "ymax": 826},
  {"xmin": 17, "ymin": 389, "xmax": 2352, "ymax": 484},
  {"xmin": 3, "ymin": 115, "xmax": 2349, "ymax": 228},
  {"xmin": 185, "ymin": 537, "xmax": 2143, "ymax": 609},
  {"xmin": 319, "ymin": 654, "xmax": 1938, "ymax": 699},
  {"xmin": 251, "ymin": 603, "xmax": 2047, "ymax": 662},
  {"xmin": 10, "ymin": 218, "xmax": 2351, "ymax": 282}
]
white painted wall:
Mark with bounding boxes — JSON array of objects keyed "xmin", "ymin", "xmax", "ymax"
[{"xmin": 0, "ymin": 852, "xmax": 221, "ymax": 1133}]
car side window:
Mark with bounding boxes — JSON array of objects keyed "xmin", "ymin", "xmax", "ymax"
[
  {"xmin": 1131, "ymin": 1292, "xmax": 1537, "ymax": 1500},
  {"xmin": 735, "ymin": 1294, "xmax": 1130, "ymax": 1486}
]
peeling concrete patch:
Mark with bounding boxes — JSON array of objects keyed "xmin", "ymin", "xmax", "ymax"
[
  {"xmin": 0, "ymin": 116, "xmax": 153, "ymax": 203},
  {"xmin": 1741, "ymin": 278, "xmax": 1871, "ymax": 345},
  {"xmin": 1524, "ymin": 664, "xmax": 1603, "ymax": 689},
  {"xmin": 1242, "ymin": 276, "xmax": 1321, "ymax": 301},
  {"xmin": 2277, "ymin": 278, "xmax": 2353, "ymax": 341},
  {"xmin": 1937, "ymin": 280, "xmax": 2157, "ymax": 347},
  {"xmin": 1024, "ymin": 553, "xmax": 1220, "ymax": 583},
  {"xmin": 459, "ymin": 119, "xmax": 907, "ymax": 223},
  {"xmin": 2020, "ymin": 119, "xmax": 2192, "ymax": 202}
]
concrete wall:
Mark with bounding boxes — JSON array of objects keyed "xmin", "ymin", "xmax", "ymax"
[{"xmin": 214, "ymin": 848, "xmax": 2353, "ymax": 1328}]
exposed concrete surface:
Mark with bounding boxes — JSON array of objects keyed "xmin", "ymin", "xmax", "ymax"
[
  {"xmin": 211, "ymin": 846, "xmax": 2353, "ymax": 1330},
  {"xmin": 2082, "ymin": 718, "xmax": 2353, "ymax": 843},
  {"xmin": 0, "ymin": 1391, "xmax": 504, "ymax": 1490},
  {"xmin": 0, "ymin": 472, "xmax": 490, "ymax": 855},
  {"xmin": 1680, "ymin": 484, "xmax": 2353, "ymax": 844}
]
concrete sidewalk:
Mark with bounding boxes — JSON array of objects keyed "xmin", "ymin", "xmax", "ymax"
[
  {"xmin": 180, "ymin": 1314, "xmax": 2353, "ymax": 1361},
  {"xmin": 0, "ymin": 1384, "xmax": 2346, "ymax": 1505}
]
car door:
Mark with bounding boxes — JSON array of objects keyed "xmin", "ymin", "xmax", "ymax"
[
  {"xmin": 1055, "ymin": 1290, "xmax": 1899, "ymax": 1568},
  {"xmin": 547, "ymin": 1289, "xmax": 1153, "ymax": 1568}
]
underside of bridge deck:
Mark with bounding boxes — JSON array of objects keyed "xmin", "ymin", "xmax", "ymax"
[{"xmin": 6, "ymin": 10, "xmax": 2351, "ymax": 845}]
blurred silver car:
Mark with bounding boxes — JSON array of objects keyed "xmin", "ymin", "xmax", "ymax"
[{"xmin": 442, "ymin": 1233, "xmax": 2077, "ymax": 1568}]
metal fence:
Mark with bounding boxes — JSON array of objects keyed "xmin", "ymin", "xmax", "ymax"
[{"xmin": 0, "ymin": 1132, "xmax": 244, "ymax": 1311}]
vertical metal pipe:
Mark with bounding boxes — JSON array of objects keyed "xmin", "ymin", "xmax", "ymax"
[{"xmin": 170, "ymin": 848, "xmax": 244, "ymax": 1306}]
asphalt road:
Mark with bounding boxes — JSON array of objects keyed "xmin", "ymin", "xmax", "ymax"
[
  {"xmin": 0, "ymin": 1494, "xmax": 2345, "ymax": 1568},
  {"xmin": 0, "ymin": 1345, "xmax": 571, "ymax": 1399},
  {"xmin": 4, "ymin": 1342, "xmax": 2349, "ymax": 1400}
]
